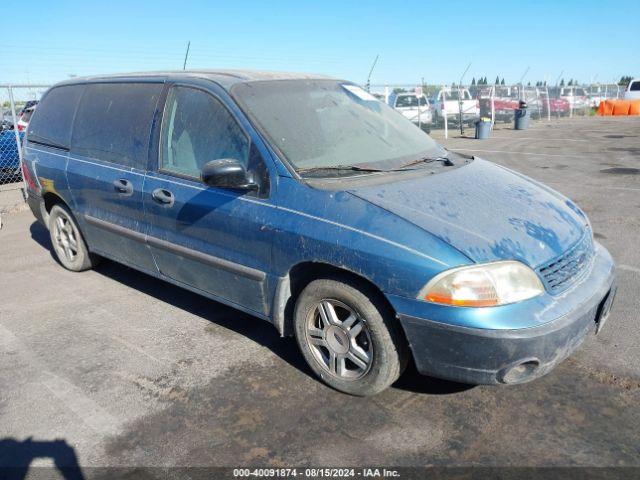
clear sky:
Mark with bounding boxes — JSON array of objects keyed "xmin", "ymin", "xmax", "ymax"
[{"xmin": 2, "ymin": 0, "xmax": 639, "ymax": 88}]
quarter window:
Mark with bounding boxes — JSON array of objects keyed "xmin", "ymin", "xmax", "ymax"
[
  {"xmin": 71, "ymin": 82, "xmax": 162, "ymax": 169},
  {"xmin": 27, "ymin": 85, "xmax": 84, "ymax": 149},
  {"xmin": 160, "ymin": 86, "xmax": 249, "ymax": 178}
]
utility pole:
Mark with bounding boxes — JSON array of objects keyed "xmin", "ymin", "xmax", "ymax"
[
  {"xmin": 183, "ymin": 41, "xmax": 191, "ymax": 70},
  {"xmin": 365, "ymin": 54, "xmax": 379, "ymax": 92}
]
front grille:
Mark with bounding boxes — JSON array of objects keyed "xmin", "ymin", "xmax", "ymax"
[{"xmin": 537, "ymin": 231, "xmax": 595, "ymax": 294}]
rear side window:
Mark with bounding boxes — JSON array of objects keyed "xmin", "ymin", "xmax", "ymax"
[
  {"xmin": 630, "ymin": 81, "xmax": 640, "ymax": 91},
  {"xmin": 395, "ymin": 96, "xmax": 427, "ymax": 108},
  {"xmin": 71, "ymin": 82, "xmax": 162, "ymax": 169},
  {"xmin": 27, "ymin": 85, "xmax": 84, "ymax": 149}
]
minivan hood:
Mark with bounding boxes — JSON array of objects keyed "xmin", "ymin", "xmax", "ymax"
[{"xmin": 348, "ymin": 158, "xmax": 588, "ymax": 268}]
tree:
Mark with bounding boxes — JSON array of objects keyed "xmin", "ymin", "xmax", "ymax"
[
  {"xmin": 501, "ymin": 78, "xmax": 505, "ymax": 85},
  {"xmin": 495, "ymin": 76, "xmax": 500, "ymax": 85},
  {"xmin": 618, "ymin": 75, "xmax": 632, "ymax": 86},
  {"xmin": 527, "ymin": 81, "xmax": 531, "ymax": 87},
  {"xmin": 471, "ymin": 77, "xmax": 476, "ymax": 86},
  {"xmin": 560, "ymin": 78, "xmax": 565, "ymax": 86}
]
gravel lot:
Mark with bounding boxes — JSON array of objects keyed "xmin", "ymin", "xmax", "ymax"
[{"xmin": 0, "ymin": 116, "xmax": 638, "ymax": 473}]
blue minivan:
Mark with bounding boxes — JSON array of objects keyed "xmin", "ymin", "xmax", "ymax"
[{"xmin": 23, "ymin": 70, "xmax": 616, "ymax": 396}]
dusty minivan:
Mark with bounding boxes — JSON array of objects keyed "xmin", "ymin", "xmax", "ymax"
[{"xmin": 22, "ymin": 70, "xmax": 616, "ymax": 396}]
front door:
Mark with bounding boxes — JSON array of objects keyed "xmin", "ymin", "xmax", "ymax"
[{"xmin": 143, "ymin": 84, "xmax": 274, "ymax": 316}]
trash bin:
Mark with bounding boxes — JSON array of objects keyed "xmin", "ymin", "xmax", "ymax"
[
  {"xmin": 514, "ymin": 100, "xmax": 530, "ymax": 130},
  {"xmin": 475, "ymin": 117, "xmax": 492, "ymax": 139}
]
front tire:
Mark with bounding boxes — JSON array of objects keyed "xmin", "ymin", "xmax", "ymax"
[
  {"xmin": 49, "ymin": 204, "xmax": 99, "ymax": 271},
  {"xmin": 294, "ymin": 277, "xmax": 408, "ymax": 396}
]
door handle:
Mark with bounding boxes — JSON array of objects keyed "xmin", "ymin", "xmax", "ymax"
[
  {"xmin": 152, "ymin": 188, "xmax": 174, "ymax": 207},
  {"xmin": 113, "ymin": 178, "xmax": 133, "ymax": 195}
]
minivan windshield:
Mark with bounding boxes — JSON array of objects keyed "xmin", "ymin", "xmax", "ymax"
[{"xmin": 231, "ymin": 80, "xmax": 445, "ymax": 175}]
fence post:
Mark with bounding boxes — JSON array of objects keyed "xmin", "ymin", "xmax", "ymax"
[
  {"xmin": 7, "ymin": 86, "xmax": 27, "ymax": 196},
  {"xmin": 457, "ymin": 85, "xmax": 464, "ymax": 136},
  {"xmin": 442, "ymin": 85, "xmax": 448, "ymax": 139},
  {"xmin": 569, "ymin": 86, "xmax": 573, "ymax": 118},
  {"xmin": 490, "ymin": 85, "xmax": 495, "ymax": 126},
  {"xmin": 545, "ymin": 85, "xmax": 551, "ymax": 122}
]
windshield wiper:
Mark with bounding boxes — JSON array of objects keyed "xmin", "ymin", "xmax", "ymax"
[
  {"xmin": 297, "ymin": 165, "xmax": 386, "ymax": 175},
  {"xmin": 398, "ymin": 155, "xmax": 454, "ymax": 169}
]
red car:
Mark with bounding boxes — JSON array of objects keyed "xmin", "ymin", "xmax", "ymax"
[
  {"xmin": 477, "ymin": 87, "xmax": 519, "ymax": 122},
  {"xmin": 540, "ymin": 95, "xmax": 570, "ymax": 116}
]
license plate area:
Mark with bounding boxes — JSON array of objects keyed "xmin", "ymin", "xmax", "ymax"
[{"xmin": 595, "ymin": 286, "xmax": 616, "ymax": 334}]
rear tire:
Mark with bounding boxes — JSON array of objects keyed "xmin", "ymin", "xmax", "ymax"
[
  {"xmin": 294, "ymin": 276, "xmax": 408, "ymax": 396},
  {"xmin": 49, "ymin": 204, "xmax": 99, "ymax": 272}
]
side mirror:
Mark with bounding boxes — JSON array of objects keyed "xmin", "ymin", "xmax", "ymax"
[{"xmin": 201, "ymin": 158, "xmax": 257, "ymax": 190}]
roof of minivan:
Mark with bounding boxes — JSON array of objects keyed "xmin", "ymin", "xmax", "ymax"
[{"xmin": 55, "ymin": 69, "xmax": 334, "ymax": 90}]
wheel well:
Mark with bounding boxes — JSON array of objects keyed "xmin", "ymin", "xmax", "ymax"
[
  {"xmin": 39, "ymin": 192, "xmax": 68, "ymax": 227},
  {"xmin": 42, "ymin": 192, "xmax": 66, "ymax": 213},
  {"xmin": 277, "ymin": 262, "xmax": 399, "ymax": 338}
]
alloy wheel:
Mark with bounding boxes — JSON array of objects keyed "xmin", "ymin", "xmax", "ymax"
[
  {"xmin": 53, "ymin": 213, "xmax": 79, "ymax": 263},
  {"xmin": 304, "ymin": 299, "xmax": 373, "ymax": 380}
]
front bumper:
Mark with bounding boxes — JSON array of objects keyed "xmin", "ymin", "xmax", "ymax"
[{"xmin": 393, "ymin": 243, "xmax": 616, "ymax": 385}]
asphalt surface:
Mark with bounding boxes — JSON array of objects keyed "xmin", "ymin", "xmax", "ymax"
[{"xmin": 0, "ymin": 116, "xmax": 639, "ymax": 473}]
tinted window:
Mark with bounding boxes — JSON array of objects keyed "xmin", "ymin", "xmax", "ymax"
[
  {"xmin": 395, "ymin": 95, "xmax": 427, "ymax": 108},
  {"xmin": 630, "ymin": 81, "xmax": 640, "ymax": 91},
  {"xmin": 27, "ymin": 86, "xmax": 83, "ymax": 148},
  {"xmin": 71, "ymin": 83, "xmax": 162, "ymax": 168},
  {"xmin": 161, "ymin": 86, "xmax": 249, "ymax": 178}
]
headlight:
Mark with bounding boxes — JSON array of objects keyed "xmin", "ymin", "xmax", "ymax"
[{"xmin": 418, "ymin": 261, "xmax": 544, "ymax": 307}]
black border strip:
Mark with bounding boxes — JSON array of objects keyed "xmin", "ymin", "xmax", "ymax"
[{"xmin": 84, "ymin": 215, "xmax": 265, "ymax": 282}]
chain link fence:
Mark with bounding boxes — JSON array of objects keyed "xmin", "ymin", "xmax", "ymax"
[
  {"xmin": 370, "ymin": 82, "xmax": 626, "ymax": 138},
  {"xmin": 0, "ymin": 85, "xmax": 50, "ymax": 210}
]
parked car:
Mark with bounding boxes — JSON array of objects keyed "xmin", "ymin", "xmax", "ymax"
[
  {"xmin": 2, "ymin": 109, "xmax": 15, "ymax": 130},
  {"xmin": 476, "ymin": 86, "xmax": 519, "ymax": 122},
  {"xmin": 0, "ymin": 129, "xmax": 23, "ymax": 182},
  {"xmin": 387, "ymin": 91, "xmax": 432, "ymax": 129},
  {"xmin": 23, "ymin": 71, "xmax": 616, "ymax": 396},
  {"xmin": 540, "ymin": 93, "xmax": 570, "ymax": 116},
  {"xmin": 623, "ymin": 78, "xmax": 640, "ymax": 100},
  {"xmin": 431, "ymin": 88, "xmax": 479, "ymax": 125},
  {"xmin": 560, "ymin": 87, "xmax": 590, "ymax": 111},
  {"xmin": 19, "ymin": 100, "xmax": 39, "ymax": 116},
  {"xmin": 16, "ymin": 105, "xmax": 36, "ymax": 132}
]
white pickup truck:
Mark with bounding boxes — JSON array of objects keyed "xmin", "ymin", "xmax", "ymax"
[
  {"xmin": 623, "ymin": 78, "xmax": 640, "ymax": 100},
  {"xmin": 387, "ymin": 91, "xmax": 432, "ymax": 129},
  {"xmin": 431, "ymin": 88, "xmax": 479, "ymax": 125}
]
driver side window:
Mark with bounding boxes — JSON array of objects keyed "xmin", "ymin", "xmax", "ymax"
[{"xmin": 161, "ymin": 86, "xmax": 249, "ymax": 178}]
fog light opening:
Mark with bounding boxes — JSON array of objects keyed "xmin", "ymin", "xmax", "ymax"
[{"xmin": 500, "ymin": 360, "xmax": 540, "ymax": 384}]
